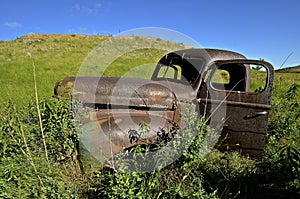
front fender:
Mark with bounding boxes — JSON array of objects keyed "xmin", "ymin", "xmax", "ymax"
[{"xmin": 77, "ymin": 108, "xmax": 180, "ymax": 172}]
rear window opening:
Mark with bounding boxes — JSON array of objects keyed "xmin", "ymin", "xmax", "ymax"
[{"xmin": 210, "ymin": 63, "xmax": 247, "ymax": 91}]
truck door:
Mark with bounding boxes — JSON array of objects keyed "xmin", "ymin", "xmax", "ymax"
[{"xmin": 198, "ymin": 60, "xmax": 274, "ymax": 159}]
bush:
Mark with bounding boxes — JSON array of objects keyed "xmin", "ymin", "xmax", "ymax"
[
  {"xmin": 0, "ymin": 83, "xmax": 299, "ymax": 198},
  {"xmin": 0, "ymin": 99, "xmax": 80, "ymax": 198}
]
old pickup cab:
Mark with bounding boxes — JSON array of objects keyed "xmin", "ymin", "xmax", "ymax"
[{"xmin": 54, "ymin": 48, "xmax": 274, "ymax": 170}]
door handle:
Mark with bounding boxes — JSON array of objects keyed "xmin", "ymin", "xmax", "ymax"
[
  {"xmin": 254, "ymin": 111, "xmax": 268, "ymax": 116},
  {"xmin": 244, "ymin": 111, "xmax": 268, "ymax": 119}
]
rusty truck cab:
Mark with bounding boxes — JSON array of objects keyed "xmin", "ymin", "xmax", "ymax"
[
  {"xmin": 54, "ymin": 48, "xmax": 274, "ymax": 171},
  {"xmin": 152, "ymin": 49, "xmax": 274, "ymax": 159}
]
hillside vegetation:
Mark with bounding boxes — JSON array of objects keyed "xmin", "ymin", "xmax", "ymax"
[
  {"xmin": 276, "ymin": 65, "xmax": 300, "ymax": 73},
  {"xmin": 0, "ymin": 34, "xmax": 299, "ymax": 198},
  {"xmin": 0, "ymin": 34, "xmax": 186, "ymax": 107},
  {"xmin": 0, "ymin": 34, "xmax": 109, "ymax": 106}
]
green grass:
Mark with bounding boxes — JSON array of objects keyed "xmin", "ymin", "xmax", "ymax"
[
  {"xmin": 0, "ymin": 34, "xmax": 187, "ymax": 107},
  {"xmin": 2, "ymin": 33, "xmax": 298, "ymax": 107},
  {"xmin": 273, "ymin": 72, "xmax": 300, "ymax": 96},
  {"xmin": 0, "ymin": 34, "xmax": 299, "ymax": 198},
  {"xmin": 276, "ymin": 65, "xmax": 300, "ymax": 73},
  {"xmin": 0, "ymin": 34, "xmax": 109, "ymax": 107}
]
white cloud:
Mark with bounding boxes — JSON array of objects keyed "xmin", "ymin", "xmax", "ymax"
[
  {"xmin": 71, "ymin": 4, "xmax": 81, "ymax": 11},
  {"xmin": 70, "ymin": 3, "xmax": 102, "ymax": 15},
  {"xmin": 67, "ymin": 27, "xmax": 88, "ymax": 35},
  {"xmin": 79, "ymin": 27, "xmax": 88, "ymax": 34},
  {"xmin": 95, "ymin": 3, "xmax": 102, "ymax": 8},
  {"xmin": 68, "ymin": 27, "xmax": 112, "ymax": 36},
  {"xmin": 4, "ymin": 21, "xmax": 22, "ymax": 28},
  {"xmin": 288, "ymin": 58, "xmax": 300, "ymax": 66}
]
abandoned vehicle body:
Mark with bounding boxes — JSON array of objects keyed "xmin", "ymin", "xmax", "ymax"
[{"xmin": 54, "ymin": 48, "xmax": 274, "ymax": 169}]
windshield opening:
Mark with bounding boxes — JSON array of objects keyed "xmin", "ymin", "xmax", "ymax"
[{"xmin": 151, "ymin": 55, "xmax": 204, "ymax": 85}]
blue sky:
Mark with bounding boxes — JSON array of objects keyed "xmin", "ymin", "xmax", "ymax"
[{"xmin": 1, "ymin": 0, "xmax": 300, "ymax": 69}]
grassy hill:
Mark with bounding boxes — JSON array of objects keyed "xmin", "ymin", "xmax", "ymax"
[
  {"xmin": 0, "ymin": 34, "xmax": 185, "ymax": 107},
  {"xmin": 1, "ymin": 33, "xmax": 299, "ymax": 107},
  {"xmin": 0, "ymin": 34, "xmax": 110, "ymax": 106},
  {"xmin": 276, "ymin": 65, "xmax": 300, "ymax": 73}
]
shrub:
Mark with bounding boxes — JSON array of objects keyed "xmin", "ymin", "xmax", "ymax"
[
  {"xmin": 0, "ymin": 83, "xmax": 299, "ymax": 198},
  {"xmin": 0, "ymin": 99, "xmax": 80, "ymax": 198}
]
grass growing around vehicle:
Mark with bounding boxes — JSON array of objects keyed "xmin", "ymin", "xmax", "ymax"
[
  {"xmin": 0, "ymin": 34, "xmax": 299, "ymax": 198},
  {"xmin": 0, "ymin": 83, "xmax": 299, "ymax": 198}
]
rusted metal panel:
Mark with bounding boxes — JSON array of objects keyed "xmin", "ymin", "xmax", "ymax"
[
  {"xmin": 77, "ymin": 108, "xmax": 180, "ymax": 171},
  {"xmin": 200, "ymin": 59, "xmax": 274, "ymax": 158},
  {"xmin": 53, "ymin": 77, "xmax": 76, "ymax": 98},
  {"xmin": 56, "ymin": 77, "xmax": 177, "ymax": 109},
  {"xmin": 54, "ymin": 48, "xmax": 274, "ymax": 168}
]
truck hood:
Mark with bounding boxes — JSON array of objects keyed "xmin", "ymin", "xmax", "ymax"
[{"xmin": 54, "ymin": 76, "xmax": 177, "ymax": 109}]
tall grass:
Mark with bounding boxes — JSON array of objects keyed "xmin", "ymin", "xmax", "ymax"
[
  {"xmin": 0, "ymin": 81, "xmax": 299, "ymax": 198},
  {"xmin": 0, "ymin": 34, "xmax": 299, "ymax": 198}
]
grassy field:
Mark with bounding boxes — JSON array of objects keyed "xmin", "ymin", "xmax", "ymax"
[
  {"xmin": 1, "ymin": 34, "xmax": 299, "ymax": 107},
  {"xmin": 0, "ymin": 34, "xmax": 299, "ymax": 198},
  {"xmin": 0, "ymin": 34, "xmax": 187, "ymax": 107},
  {"xmin": 276, "ymin": 65, "xmax": 300, "ymax": 73},
  {"xmin": 0, "ymin": 34, "xmax": 110, "ymax": 106}
]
